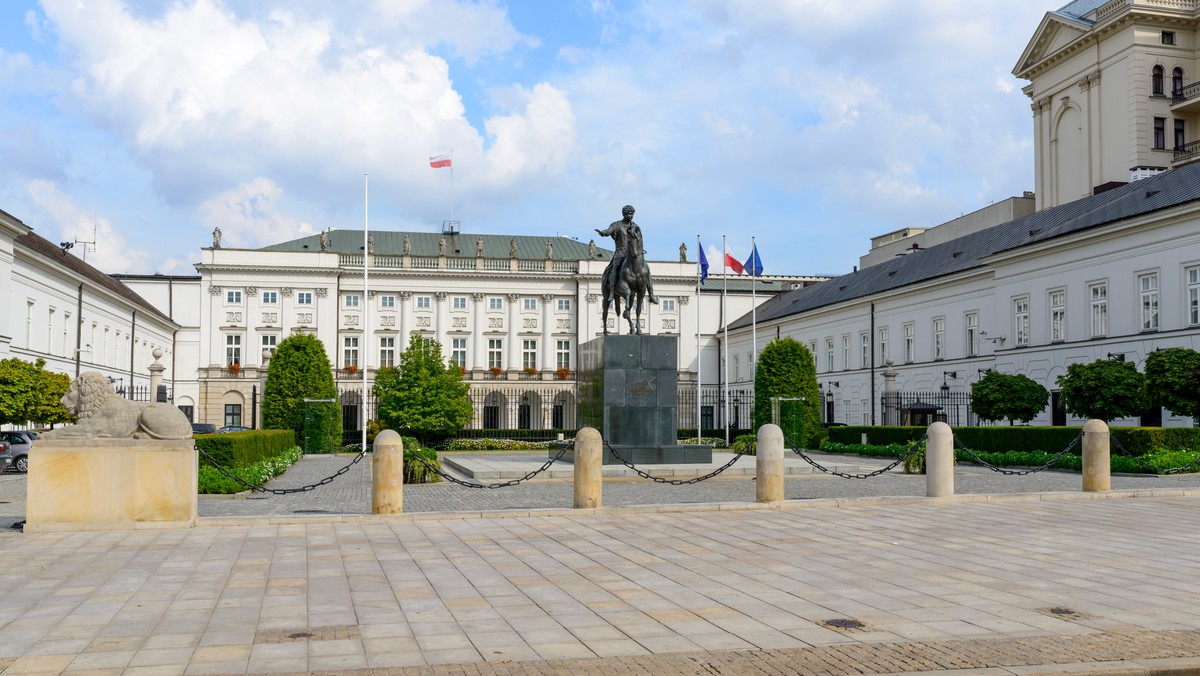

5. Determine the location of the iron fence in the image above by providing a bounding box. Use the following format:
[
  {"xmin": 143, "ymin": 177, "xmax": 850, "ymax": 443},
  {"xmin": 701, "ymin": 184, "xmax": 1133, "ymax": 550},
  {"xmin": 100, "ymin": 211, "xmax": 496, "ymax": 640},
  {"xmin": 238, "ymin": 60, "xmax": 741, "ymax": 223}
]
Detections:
[{"xmin": 880, "ymin": 390, "xmax": 974, "ymax": 427}]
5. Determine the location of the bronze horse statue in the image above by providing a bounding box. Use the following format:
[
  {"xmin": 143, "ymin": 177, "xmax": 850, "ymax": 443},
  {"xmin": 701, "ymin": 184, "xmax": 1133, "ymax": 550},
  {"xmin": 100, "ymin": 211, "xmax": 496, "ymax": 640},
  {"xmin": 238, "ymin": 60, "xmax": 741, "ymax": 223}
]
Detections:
[{"xmin": 602, "ymin": 236, "xmax": 651, "ymax": 335}]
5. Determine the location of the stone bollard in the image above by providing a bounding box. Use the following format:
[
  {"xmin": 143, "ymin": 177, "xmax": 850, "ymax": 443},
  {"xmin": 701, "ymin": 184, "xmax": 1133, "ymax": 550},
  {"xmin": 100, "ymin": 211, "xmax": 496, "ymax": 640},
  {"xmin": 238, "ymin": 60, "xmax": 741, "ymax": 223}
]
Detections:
[
  {"xmin": 372, "ymin": 430, "xmax": 404, "ymax": 514},
  {"xmin": 926, "ymin": 421, "xmax": 954, "ymax": 498},
  {"xmin": 756, "ymin": 424, "xmax": 785, "ymax": 502},
  {"xmin": 574, "ymin": 427, "xmax": 603, "ymax": 509},
  {"xmin": 1082, "ymin": 419, "xmax": 1111, "ymax": 492}
]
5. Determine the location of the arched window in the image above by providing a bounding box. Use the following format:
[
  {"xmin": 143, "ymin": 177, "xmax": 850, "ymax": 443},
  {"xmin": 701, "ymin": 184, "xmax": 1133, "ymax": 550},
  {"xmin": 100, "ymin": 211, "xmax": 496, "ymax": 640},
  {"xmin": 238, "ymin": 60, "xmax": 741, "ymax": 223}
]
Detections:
[
  {"xmin": 1173, "ymin": 67, "xmax": 1184, "ymax": 98},
  {"xmin": 1153, "ymin": 65, "xmax": 1165, "ymax": 96}
]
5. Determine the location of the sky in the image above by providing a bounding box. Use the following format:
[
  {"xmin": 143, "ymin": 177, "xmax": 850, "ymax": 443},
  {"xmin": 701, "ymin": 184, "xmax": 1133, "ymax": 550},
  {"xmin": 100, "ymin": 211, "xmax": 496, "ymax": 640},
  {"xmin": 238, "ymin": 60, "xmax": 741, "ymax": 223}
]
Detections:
[{"xmin": 0, "ymin": 0, "xmax": 1054, "ymax": 278}]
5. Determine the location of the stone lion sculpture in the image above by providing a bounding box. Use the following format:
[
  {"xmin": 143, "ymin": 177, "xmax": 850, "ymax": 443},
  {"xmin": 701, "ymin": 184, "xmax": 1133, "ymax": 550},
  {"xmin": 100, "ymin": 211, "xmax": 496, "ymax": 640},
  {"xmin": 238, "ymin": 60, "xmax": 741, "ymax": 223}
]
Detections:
[{"xmin": 39, "ymin": 371, "xmax": 193, "ymax": 441}]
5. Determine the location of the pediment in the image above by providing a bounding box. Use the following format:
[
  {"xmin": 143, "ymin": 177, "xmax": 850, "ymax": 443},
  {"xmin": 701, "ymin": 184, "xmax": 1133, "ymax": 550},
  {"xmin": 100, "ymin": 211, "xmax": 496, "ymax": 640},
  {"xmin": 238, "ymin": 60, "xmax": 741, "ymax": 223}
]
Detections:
[{"xmin": 1013, "ymin": 12, "xmax": 1092, "ymax": 78}]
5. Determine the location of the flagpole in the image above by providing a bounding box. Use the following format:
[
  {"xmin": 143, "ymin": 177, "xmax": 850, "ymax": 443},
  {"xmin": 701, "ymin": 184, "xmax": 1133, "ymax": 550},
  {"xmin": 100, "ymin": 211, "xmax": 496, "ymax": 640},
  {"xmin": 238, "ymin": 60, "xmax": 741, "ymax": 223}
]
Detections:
[
  {"xmin": 362, "ymin": 173, "xmax": 369, "ymax": 453},
  {"xmin": 722, "ymin": 235, "xmax": 729, "ymax": 448},
  {"xmin": 750, "ymin": 236, "xmax": 757, "ymax": 418},
  {"xmin": 695, "ymin": 235, "xmax": 702, "ymax": 447},
  {"xmin": 449, "ymin": 149, "xmax": 455, "ymax": 224}
]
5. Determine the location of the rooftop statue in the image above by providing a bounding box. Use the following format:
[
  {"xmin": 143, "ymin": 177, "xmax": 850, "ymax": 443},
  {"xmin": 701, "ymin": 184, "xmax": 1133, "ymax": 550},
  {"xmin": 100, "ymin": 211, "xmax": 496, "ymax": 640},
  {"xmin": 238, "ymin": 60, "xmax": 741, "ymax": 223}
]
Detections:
[{"xmin": 40, "ymin": 372, "xmax": 193, "ymax": 441}]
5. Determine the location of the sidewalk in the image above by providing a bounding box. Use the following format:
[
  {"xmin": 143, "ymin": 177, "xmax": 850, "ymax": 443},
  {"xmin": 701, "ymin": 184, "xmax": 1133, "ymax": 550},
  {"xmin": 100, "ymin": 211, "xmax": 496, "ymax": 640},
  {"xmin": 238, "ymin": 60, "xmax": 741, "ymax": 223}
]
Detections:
[{"xmin": 2, "ymin": 455, "xmax": 1200, "ymax": 674}]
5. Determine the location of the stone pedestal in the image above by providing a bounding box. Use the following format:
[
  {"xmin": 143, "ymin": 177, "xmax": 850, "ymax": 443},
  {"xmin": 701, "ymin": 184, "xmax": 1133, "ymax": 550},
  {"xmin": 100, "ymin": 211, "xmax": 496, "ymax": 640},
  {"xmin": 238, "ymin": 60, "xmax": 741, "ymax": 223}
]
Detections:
[
  {"xmin": 25, "ymin": 440, "xmax": 198, "ymax": 532},
  {"xmin": 564, "ymin": 334, "xmax": 712, "ymax": 465}
]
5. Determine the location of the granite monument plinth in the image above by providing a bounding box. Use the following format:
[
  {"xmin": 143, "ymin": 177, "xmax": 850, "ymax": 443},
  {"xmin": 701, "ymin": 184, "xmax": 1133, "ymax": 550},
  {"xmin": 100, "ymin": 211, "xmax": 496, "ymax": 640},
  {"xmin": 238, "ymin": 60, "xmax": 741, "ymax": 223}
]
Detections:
[{"xmin": 562, "ymin": 334, "xmax": 712, "ymax": 465}]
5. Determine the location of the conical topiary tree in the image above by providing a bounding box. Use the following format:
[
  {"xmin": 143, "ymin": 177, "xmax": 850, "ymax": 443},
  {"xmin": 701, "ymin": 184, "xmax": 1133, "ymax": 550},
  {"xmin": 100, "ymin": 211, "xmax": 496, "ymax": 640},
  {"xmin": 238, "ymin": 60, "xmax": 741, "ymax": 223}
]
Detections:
[
  {"xmin": 752, "ymin": 337, "xmax": 820, "ymax": 448},
  {"xmin": 262, "ymin": 333, "xmax": 341, "ymax": 452}
]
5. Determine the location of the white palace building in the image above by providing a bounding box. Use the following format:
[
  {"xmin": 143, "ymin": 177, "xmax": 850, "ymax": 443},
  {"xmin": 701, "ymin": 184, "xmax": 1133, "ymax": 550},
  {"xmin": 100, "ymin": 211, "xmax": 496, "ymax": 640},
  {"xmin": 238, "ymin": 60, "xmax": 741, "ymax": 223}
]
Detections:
[{"xmin": 3, "ymin": 0, "xmax": 1200, "ymax": 433}]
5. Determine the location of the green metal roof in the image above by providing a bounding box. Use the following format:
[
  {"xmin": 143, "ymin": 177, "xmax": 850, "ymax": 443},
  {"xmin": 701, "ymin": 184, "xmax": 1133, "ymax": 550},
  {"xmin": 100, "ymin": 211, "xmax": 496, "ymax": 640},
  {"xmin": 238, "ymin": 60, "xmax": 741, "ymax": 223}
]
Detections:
[{"xmin": 261, "ymin": 230, "xmax": 613, "ymax": 262}]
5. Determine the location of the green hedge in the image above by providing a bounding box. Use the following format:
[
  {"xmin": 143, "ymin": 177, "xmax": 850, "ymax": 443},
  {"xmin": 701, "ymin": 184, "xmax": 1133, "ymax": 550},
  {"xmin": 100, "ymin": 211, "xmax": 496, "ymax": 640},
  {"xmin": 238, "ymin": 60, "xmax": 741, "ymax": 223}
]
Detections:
[
  {"xmin": 196, "ymin": 429, "xmax": 296, "ymax": 468},
  {"xmin": 198, "ymin": 446, "xmax": 302, "ymax": 494},
  {"xmin": 828, "ymin": 426, "xmax": 1200, "ymax": 457}
]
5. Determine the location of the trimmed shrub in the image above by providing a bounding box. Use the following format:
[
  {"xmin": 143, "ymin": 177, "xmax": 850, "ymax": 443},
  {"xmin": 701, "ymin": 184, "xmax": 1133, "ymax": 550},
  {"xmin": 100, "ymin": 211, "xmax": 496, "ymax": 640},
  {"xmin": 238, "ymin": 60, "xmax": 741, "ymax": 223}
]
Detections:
[
  {"xmin": 196, "ymin": 429, "xmax": 296, "ymax": 468},
  {"xmin": 404, "ymin": 447, "xmax": 443, "ymax": 483},
  {"xmin": 730, "ymin": 434, "xmax": 757, "ymax": 455},
  {"xmin": 198, "ymin": 445, "xmax": 302, "ymax": 494}
]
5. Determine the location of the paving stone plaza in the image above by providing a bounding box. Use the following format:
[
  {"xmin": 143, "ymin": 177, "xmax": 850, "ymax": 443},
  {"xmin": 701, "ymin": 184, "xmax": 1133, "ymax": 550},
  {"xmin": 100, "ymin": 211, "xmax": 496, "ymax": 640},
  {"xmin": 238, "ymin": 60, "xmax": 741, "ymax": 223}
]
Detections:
[{"xmin": 3, "ymin": 453, "xmax": 1200, "ymax": 674}]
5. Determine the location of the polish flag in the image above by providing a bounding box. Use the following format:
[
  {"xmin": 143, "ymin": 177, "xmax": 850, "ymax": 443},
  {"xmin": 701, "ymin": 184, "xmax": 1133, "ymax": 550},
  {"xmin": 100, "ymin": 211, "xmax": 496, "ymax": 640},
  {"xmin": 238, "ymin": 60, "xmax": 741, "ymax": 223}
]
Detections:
[
  {"xmin": 724, "ymin": 244, "xmax": 744, "ymax": 275},
  {"xmin": 429, "ymin": 154, "xmax": 452, "ymax": 168}
]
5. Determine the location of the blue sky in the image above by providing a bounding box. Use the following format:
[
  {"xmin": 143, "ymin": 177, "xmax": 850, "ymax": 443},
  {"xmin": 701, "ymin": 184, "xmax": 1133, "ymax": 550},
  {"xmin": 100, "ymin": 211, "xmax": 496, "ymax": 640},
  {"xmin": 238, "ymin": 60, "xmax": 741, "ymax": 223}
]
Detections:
[{"xmin": 0, "ymin": 0, "xmax": 1052, "ymax": 277}]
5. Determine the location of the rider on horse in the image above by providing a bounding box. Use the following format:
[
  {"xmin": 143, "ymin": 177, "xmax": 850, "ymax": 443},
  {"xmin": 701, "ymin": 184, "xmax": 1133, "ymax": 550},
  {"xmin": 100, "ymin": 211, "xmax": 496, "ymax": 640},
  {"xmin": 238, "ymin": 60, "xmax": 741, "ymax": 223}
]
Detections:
[{"xmin": 596, "ymin": 205, "xmax": 659, "ymax": 306}]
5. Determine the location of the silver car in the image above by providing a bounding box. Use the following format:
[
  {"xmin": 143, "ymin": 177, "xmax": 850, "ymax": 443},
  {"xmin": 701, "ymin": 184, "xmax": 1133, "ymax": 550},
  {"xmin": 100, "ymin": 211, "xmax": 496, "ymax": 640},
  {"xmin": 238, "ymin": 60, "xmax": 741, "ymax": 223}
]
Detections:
[{"xmin": 0, "ymin": 431, "xmax": 36, "ymax": 473}]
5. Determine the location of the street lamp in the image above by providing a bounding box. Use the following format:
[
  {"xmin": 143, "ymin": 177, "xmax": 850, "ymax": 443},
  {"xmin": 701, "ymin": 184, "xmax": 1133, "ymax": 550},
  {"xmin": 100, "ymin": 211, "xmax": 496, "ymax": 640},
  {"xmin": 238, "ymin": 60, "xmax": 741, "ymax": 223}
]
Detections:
[{"xmin": 941, "ymin": 371, "xmax": 957, "ymax": 393}]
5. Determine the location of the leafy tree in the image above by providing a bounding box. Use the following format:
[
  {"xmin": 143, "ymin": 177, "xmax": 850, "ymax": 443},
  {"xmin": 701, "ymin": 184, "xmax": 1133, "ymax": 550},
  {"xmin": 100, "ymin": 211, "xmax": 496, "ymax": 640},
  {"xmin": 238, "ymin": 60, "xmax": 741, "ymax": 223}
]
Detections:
[
  {"xmin": 1143, "ymin": 348, "xmax": 1200, "ymax": 419},
  {"xmin": 1056, "ymin": 359, "xmax": 1146, "ymax": 422},
  {"xmin": 969, "ymin": 371, "xmax": 1049, "ymax": 425},
  {"xmin": 0, "ymin": 358, "xmax": 72, "ymax": 426},
  {"xmin": 374, "ymin": 335, "xmax": 472, "ymax": 446},
  {"xmin": 752, "ymin": 337, "xmax": 820, "ymax": 447},
  {"xmin": 262, "ymin": 334, "xmax": 341, "ymax": 452}
]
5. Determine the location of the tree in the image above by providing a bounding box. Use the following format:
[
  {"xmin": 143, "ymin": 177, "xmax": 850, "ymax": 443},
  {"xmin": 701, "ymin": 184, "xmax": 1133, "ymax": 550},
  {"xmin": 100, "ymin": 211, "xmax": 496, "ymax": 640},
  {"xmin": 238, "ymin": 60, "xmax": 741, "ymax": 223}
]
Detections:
[
  {"xmin": 1056, "ymin": 359, "xmax": 1146, "ymax": 422},
  {"xmin": 752, "ymin": 337, "xmax": 820, "ymax": 447},
  {"xmin": 969, "ymin": 371, "xmax": 1049, "ymax": 425},
  {"xmin": 1143, "ymin": 348, "xmax": 1200, "ymax": 419},
  {"xmin": 374, "ymin": 335, "xmax": 472, "ymax": 446},
  {"xmin": 262, "ymin": 334, "xmax": 341, "ymax": 452},
  {"xmin": 0, "ymin": 358, "xmax": 73, "ymax": 426}
]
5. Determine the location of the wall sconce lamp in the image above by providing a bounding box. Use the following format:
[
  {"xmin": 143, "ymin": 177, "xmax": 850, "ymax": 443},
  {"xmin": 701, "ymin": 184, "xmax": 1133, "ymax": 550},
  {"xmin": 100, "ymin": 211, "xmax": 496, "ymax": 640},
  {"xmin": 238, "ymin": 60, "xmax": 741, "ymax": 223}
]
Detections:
[
  {"xmin": 978, "ymin": 368, "xmax": 994, "ymax": 376},
  {"xmin": 1107, "ymin": 352, "xmax": 1126, "ymax": 362}
]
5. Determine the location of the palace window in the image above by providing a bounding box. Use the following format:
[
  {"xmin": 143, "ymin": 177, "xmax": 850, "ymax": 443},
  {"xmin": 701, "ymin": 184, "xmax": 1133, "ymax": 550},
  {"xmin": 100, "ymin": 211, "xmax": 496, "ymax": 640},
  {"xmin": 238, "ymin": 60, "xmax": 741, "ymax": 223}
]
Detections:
[
  {"xmin": 1188, "ymin": 266, "xmax": 1200, "ymax": 326},
  {"xmin": 345, "ymin": 294, "xmax": 360, "ymax": 309},
  {"xmin": 379, "ymin": 337, "xmax": 395, "ymax": 368},
  {"xmin": 261, "ymin": 290, "xmax": 278, "ymax": 305},
  {"xmin": 523, "ymin": 297, "xmax": 538, "ymax": 311},
  {"xmin": 825, "ymin": 338, "xmax": 834, "ymax": 372},
  {"xmin": 488, "ymin": 339, "xmax": 503, "ymax": 369},
  {"xmin": 662, "ymin": 298, "xmax": 676, "ymax": 312},
  {"xmin": 878, "ymin": 327, "xmax": 888, "ymax": 364},
  {"xmin": 1013, "ymin": 297, "xmax": 1029, "ymax": 347},
  {"xmin": 380, "ymin": 295, "xmax": 395, "ymax": 309},
  {"xmin": 842, "ymin": 335, "xmax": 850, "ymax": 370},
  {"xmin": 860, "ymin": 332, "xmax": 869, "ymax": 368},
  {"xmin": 932, "ymin": 317, "xmax": 945, "ymax": 360},
  {"xmin": 1139, "ymin": 272, "xmax": 1160, "ymax": 331},
  {"xmin": 343, "ymin": 336, "xmax": 359, "ymax": 368},
  {"xmin": 557, "ymin": 340, "xmax": 571, "ymax": 370},
  {"xmin": 1154, "ymin": 117, "xmax": 1166, "ymax": 149},
  {"xmin": 1050, "ymin": 290, "xmax": 1066, "ymax": 342},
  {"xmin": 415, "ymin": 296, "xmax": 430, "ymax": 309},
  {"xmin": 297, "ymin": 291, "xmax": 313, "ymax": 305},
  {"xmin": 452, "ymin": 296, "xmax": 467, "ymax": 310},
  {"xmin": 1153, "ymin": 65, "xmax": 1165, "ymax": 96},
  {"xmin": 225, "ymin": 334, "xmax": 242, "ymax": 366},
  {"xmin": 557, "ymin": 299, "xmax": 571, "ymax": 312},
  {"xmin": 451, "ymin": 338, "xmax": 466, "ymax": 369},
  {"xmin": 965, "ymin": 312, "xmax": 978, "ymax": 357},
  {"xmin": 1163, "ymin": 30, "xmax": 1176, "ymax": 45},
  {"xmin": 903, "ymin": 323, "xmax": 915, "ymax": 363},
  {"xmin": 1089, "ymin": 282, "xmax": 1108, "ymax": 337},
  {"xmin": 1175, "ymin": 119, "xmax": 1186, "ymax": 150},
  {"xmin": 1173, "ymin": 67, "xmax": 1184, "ymax": 98},
  {"xmin": 522, "ymin": 339, "xmax": 537, "ymax": 370},
  {"xmin": 488, "ymin": 297, "xmax": 503, "ymax": 311},
  {"xmin": 225, "ymin": 290, "xmax": 242, "ymax": 304}
]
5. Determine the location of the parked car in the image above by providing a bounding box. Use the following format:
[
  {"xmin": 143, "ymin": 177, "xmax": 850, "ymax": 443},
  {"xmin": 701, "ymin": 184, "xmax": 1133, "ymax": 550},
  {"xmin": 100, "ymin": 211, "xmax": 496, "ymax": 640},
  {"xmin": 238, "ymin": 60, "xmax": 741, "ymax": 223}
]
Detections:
[
  {"xmin": 0, "ymin": 441, "xmax": 12, "ymax": 473},
  {"xmin": 216, "ymin": 425, "xmax": 251, "ymax": 434},
  {"xmin": 191, "ymin": 423, "xmax": 217, "ymax": 435},
  {"xmin": 0, "ymin": 431, "xmax": 36, "ymax": 473}
]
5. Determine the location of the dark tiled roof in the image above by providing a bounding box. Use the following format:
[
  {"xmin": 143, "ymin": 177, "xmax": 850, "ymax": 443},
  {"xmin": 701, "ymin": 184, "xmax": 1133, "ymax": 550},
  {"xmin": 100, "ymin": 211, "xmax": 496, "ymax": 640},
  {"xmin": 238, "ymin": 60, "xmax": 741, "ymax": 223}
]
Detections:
[
  {"xmin": 259, "ymin": 230, "xmax": 613, "ymax": 262},
  {"xmin": 17, "ymin": 231, "xmax": 175, "ymax": 325},
  {"xmin": 729, "ymin": 164, "xmax": 1200, "ymax": 330}
]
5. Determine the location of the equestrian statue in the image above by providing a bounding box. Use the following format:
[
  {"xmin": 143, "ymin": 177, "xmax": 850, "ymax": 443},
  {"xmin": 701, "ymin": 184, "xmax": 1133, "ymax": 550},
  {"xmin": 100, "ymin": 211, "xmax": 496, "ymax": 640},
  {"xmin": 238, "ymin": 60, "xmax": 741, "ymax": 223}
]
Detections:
[{"xmin": 596, "ymin": 205, "xmax": 658, "ymax": 335}]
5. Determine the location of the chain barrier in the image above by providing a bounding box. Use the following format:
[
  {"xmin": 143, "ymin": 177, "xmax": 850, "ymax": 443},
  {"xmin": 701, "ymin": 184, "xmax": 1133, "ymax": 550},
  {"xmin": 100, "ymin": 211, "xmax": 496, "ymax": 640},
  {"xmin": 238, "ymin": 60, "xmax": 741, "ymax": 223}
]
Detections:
[
  {"xmin": 790, "ymin": 436, "xmax": 926, "ymax": 479},
  {"xmin": 951, "ymin": 432, "xmax": 1081, "ymax": 476},
  {"xmin": 410, "ymin": 443, "xmax": 569, "ymax": 489},
  {"xmin": 603, "ymin": 441, "xmax": 750, "ymax": 485},
  {"xmin": 1110, "ymin": 434, "xmax": 1200, "ymax": 475},
  {"xmin": 196, "ymin": 445, "xmax": 369, "ymax": 495}
]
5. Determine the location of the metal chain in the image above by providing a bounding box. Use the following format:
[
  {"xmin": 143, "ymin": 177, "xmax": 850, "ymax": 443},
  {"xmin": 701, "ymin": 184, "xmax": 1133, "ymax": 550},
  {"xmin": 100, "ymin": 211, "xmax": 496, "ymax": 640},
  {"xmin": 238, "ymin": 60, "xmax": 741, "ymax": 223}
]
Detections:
[
  {"xmin": 197, "ymin": 445, "xmax": 368, "ymax": 495},
  {"xmin": 790, "ymin": 436, "xmax": 925, "ymax": 479},
  {"xmin": 1110, "ymin": 434, "xmax": 1200, "ymax": 475},
  {"xmin": 952, "ymin": 432, "xmax": 1081, "ymax": 476},
  {"xmin": 411, "ymin": 444, "xmax": 569, "ymax": 489},
  {"xmin": 603, "ymin": 441, "xmax": 750, "ymax": 484}
]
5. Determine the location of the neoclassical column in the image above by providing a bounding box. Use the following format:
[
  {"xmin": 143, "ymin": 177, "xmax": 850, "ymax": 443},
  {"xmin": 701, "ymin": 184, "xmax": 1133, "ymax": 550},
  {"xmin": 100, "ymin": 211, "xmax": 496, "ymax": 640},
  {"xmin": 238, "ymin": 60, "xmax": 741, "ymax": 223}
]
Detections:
[
  {"xmin": 541, "ymin": 293, "xmax": 554, "ymax": 372},
  {"xmin": 507, "ymin": 293, "xmax": 520, "ymax": 371},
  {"xmin": 435, "ymin": 292, "xmax": 448, "ymax": 359},
  {"xmin": 399, "ymin": 291, "xmax": 412, "ymax": 351},
  {"xmin": 472, "ymin": 292, "xmax": 485, "ymax": 371}
]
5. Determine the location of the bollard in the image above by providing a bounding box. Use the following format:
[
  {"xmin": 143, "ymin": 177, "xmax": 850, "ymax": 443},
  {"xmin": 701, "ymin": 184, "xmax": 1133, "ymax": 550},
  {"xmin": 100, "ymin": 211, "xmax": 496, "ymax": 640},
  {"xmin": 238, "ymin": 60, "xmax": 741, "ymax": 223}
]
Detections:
[
  {"xmin": 756, "ymin": 424, "xmax": 785, "ymax": 502},
  {"xmin": 926, "ymin": 421, "xmax": 954, "ymax": 498},
  {"xmin": 1082, "ymin": 419, "xmax": 1111, "ymax": 492},
  {"xmin": 372, "ymin": 430, "xmax": 404, "ymax": 514},
  {"xmin": 573, "ymin": 427, "xmax": 603, "ymax": 509}
]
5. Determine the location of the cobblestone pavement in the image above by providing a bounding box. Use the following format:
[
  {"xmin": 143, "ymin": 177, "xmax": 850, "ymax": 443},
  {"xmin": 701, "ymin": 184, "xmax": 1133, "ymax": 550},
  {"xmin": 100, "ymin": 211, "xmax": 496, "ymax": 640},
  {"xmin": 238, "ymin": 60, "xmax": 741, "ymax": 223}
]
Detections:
[
  {"xmin": 4, "ymin": 495, "xmax": 1200, "ymax": 674},
  {"xmin": 5, "ymin": 456, "xmax": 1200, "ymax": 675}
]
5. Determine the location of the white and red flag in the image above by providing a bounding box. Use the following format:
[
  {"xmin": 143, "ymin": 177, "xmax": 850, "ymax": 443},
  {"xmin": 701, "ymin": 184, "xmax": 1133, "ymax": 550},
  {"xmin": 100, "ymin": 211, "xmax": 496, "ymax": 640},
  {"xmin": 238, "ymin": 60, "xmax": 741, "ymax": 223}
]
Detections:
[
  {"xmin": 429, "ymin": 154, "xmax": 452, "ymax": 168},
  {"xmin": 724, "ymin": 243, "xmax": 745, "ymax": 275}
]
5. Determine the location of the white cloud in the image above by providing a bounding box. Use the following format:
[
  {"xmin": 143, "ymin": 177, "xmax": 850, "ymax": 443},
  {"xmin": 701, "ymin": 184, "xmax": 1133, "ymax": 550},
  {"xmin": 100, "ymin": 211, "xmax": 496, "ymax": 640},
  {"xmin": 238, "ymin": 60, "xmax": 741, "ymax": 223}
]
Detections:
[
  {"xmin": 198, "ymin": 178, "xmax": 314, "ymax": 249},
  {"xmin": 40, "ymin": 0, "xmax": 572, "ymax": 219},
  {"xmin": 25, "ymin": 180, "xmax": 154, "ymax": 274}
]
